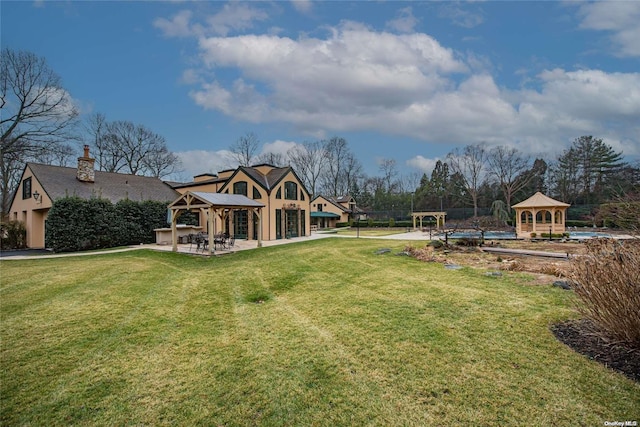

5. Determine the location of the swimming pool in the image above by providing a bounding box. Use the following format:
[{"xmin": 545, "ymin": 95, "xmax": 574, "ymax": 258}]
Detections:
[
  {"xmin": 443, "ymin": 230, "xmax": 615, "ymax": 240},
  {"xmin": 445, "ymin": 231, "xmax": 516, "ymax": 239}
]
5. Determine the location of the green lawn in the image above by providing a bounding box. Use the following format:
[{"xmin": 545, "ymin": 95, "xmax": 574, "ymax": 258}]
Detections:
[
  {"xmin": 333, "ymin": 227, "xmax": 408, "ymax": 236},
  {"xmin": 1, "ymin": 238, "xmax": 638, "ymax": 426}
]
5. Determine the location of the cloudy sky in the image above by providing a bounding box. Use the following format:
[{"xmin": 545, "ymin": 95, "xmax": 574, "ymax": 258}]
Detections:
[{"xmin": 3, "ymin": 1, "xmax": 639, "ymax": 180}]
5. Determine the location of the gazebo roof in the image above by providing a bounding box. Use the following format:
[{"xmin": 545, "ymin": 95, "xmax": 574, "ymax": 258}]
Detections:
[
  {"xmin": 169, "ymin": 191, "xmax": 265, "ymax": 210},
  {"xmin": 512, "ymin": 192, "xmax": 570, "ymax": 209}
]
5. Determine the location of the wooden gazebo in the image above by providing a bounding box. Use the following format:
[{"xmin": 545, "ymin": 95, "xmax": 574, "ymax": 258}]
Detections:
[
  {"xmin": 512, "ymin": 192, "xmax": 570, "ymax": 239},
  {"xmin": 168, "ymin": 191, "xmax": 265, "ymax": 254},
  {"xmin": 411, "ymin": 212, "xmax": 446, "ymax": 230}
]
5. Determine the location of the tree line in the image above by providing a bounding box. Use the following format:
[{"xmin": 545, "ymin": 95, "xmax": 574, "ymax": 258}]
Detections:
[
  {"xmin": 229, "ymin": 130, "xmax": 639, "ymax": 221},
  {"xmin": 2, "ymin": 48, "xmax": 638, "ymax": 223}
]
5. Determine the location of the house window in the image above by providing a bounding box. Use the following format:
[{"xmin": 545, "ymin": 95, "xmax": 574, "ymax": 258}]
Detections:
[
  {"xmin": 233, "ymin": 181, "xmax": 247, "ymax": 196},
  {"xmin": 253, "ymin": 186, "xmax": 262, "ymax": 199},
  {"xmin": 317, "ymin": 204, "xmax": 323, "ymax": 212},
  {"xmin": 22, "ymin": 177, "xmax": 32, "ymax": 199},
  {"xmin": 300, "ymin": 191, "xmax": 305, "ymax": 201},
  {"xmin": 276, "ymin": 187, "xmax": 282, "ymax": 199},
  {"xmin": 284, "ymin": 181, "xmax": 298, "ymax": 200}
]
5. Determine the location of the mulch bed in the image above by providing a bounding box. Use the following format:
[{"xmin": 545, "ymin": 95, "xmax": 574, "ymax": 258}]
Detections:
[{"xmin": 551, "ymin": 319, "xmax": 640, "ymax": 382}]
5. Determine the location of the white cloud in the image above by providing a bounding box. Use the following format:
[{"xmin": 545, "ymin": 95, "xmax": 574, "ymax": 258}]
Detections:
[
  {"xmin": 162, "ymin": 13, "xmax": 639, "ymax": 160},
  {"xmin": 438, "ymin": 4, "xmax": 484, "ymax": 29},
  {"xmin": 205, "ymin": 3, "xmax": 269, "ymax": 36},
  {"xmin": 407, "ymin": 155, "xmax": 440, "ymax": 173},
  {"xmin": 175, "ymin": 149, "xmax": 236, "ymax": 178},
  {"xmin": 291, "ymin": 0, "xmax": 313, "ymax": 14},
  {"xmin": 154, "ymin": 10, "xmax": 193, "ymax": 38},
  {"xmin": 154, "ymin": 4, "xmax": 269, "ymax": 39},
  {"xmin": 577, "ymin": 1, "xmax": 640, "ymax": 57},
  {"xmin": 261, "ymin": 140, "xmax": 299, "ymax": 157},
  {"xmin": 386, "ymin": 7, "xmax": 419, "ymax": 34}
]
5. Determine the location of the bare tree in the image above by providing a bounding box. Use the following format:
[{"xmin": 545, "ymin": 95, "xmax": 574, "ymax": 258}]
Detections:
[
  {"xmin": 85, "ymin": 117, "xmax": 180, "ymax": 178},
  {"xmin": 1, "ymin": 48, "xmax": 79, "ymax": 216},
  {"xmin": 254, "ymin": 151, "xmax": 289, "ymax": 167},
  {"xmin": 143, "ymin": 145, "xmax": 182, "ymax": 178},
  {"xmin": 288, "ymin": 141, "xmax": 327, "ymax": 198},
  {"xmin": 321, "ymin": 137, "xmax": 350, "ymax": 196},
  {"xmin": 229, "ymin": 132, "xmax": 260, "ymax": 167},
  {"xmin": 486, "ymin": 145, "xmax": 532, "ymax": 212},
  {"xmin": 446, "ymin": 143, "xmax": 487, "ymax": 217},
  {"xmin": 85, "ymin": 112, "xmax": 109, "ymax": 171},
  {"xmin": 378, "ymin": 158, "xmax": 399, "ymax": 193},
  {"xmin": 343, "ymin": 152, "xmax": 363, "ymax": 196}
]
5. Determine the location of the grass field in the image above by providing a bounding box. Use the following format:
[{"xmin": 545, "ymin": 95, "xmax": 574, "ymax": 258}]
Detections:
[
  {"xmin": 1, "ymin": 238, "xmax": 638, "ymax": 425},
  {"xmin": 333, "ymin": 227, "xmax": 408, "ymax": 236}
]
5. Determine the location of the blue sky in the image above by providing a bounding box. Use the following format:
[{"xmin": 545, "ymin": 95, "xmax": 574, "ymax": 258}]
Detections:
[{"xmin": 3, "ymin": 1, "xmax": 639, "ymax": 181}]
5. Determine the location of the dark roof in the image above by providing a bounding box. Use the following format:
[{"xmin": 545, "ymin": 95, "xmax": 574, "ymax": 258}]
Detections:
[
  {"xmin": 219, "ymin": 165, "xmax": 301, "ymax": 194},
  {"xmin": 169, "ymin": 176, "xmax": 227, "ymax": 189},
  {"xmin": 310, "ymin": 211, "xmax": 341, "ymax": 218},
  {"xmin": 312, "ymin": 194, "xmax": 364, "ymax": 213},
  {"xmin": 29, "ymin": 163, "xmax": 179, "ymax": 203}
]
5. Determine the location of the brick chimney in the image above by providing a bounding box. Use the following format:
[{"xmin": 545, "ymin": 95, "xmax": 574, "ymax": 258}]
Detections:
[{"xmin": 77, "ymin": 145, "xmax": 95, "ymax": 183}]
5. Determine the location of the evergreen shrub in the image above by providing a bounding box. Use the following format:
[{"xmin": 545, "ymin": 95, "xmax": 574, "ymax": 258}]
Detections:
[
  {"xmin": 0, "ymin": 220, "xmax": 27, "ymax": 250},
  {"xmin": 46, "ymin": 196, "xmax": 170, "ymax": 252}
]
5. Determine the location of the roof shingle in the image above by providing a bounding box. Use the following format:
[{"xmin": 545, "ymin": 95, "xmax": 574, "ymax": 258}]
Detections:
[{"xmin": 29, "ymin": 163, "xmax": 179, "ymax": 203}]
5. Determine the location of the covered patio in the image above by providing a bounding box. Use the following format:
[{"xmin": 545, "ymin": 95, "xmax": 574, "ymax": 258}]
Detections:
[
  {"xmin": 168, "ymin": 191, "xmax": 265, "ymax": 255},
  {"xmin": 512, "ymin": 192, "xmax": 570, "ymax": 239},
  {"xmin": 310, "ymin": 211, "xmax": 341, "ymax": 229}
]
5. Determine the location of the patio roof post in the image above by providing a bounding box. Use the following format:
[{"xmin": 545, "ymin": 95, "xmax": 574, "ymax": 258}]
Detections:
[
  {"xmin": 256, "ymin": 207, "xmax": 263, "ymax": 248},
  {"xmin": 171, "ymin": 207, "xmax": 178, "ymax": 252},
  {"xmin": 208, "ymin": 206, "xmax": 214, "ymax": 255}
]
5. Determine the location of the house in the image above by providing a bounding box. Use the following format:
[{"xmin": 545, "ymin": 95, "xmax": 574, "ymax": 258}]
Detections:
[
  {"xmin": 310, "ymin": 195, "xmax": 363, "ymax": 229},
  {"xmin": 7, "ymin": 146, "xmax": 179, "ymax": 248},
  {"xmin": 170, "ymin": 164, "xmax": 311, "ymax": 242},
  {"xmin": 512, "ymin": 192, "xmax": 570, "ymax": 239}
]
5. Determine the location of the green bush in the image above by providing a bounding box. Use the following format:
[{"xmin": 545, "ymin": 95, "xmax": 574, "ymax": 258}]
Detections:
[
  {"xmin": 0, "ymin": 220, "xmax": 27, "ymax": 250},
  {"xmin": 46, "ymin": 197, "xmax": 170, "ymax": 252},
  {"xmin": 388, "ymin": 218, "xmax": 395, "ymax": 227}
]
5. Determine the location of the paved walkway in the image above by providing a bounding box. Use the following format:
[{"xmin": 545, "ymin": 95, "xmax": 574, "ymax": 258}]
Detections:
[{"xmin": 1, "ymin": 229, "xmax": 442, "ymax": 261}]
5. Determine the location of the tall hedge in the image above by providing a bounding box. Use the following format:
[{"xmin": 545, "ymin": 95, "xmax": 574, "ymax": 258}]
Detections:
[{"xmin": 45, "ymin": 196, "xmax": 170, "ymax": 252}]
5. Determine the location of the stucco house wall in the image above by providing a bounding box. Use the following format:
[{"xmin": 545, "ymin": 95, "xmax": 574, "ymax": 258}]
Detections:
[
  {"xmin": 8, "ymin": 146, "xmax": 179, "ymax": 249},
  {"xmin": 175, "ymin": 165, "xmax": 311, "ymax": 241}
]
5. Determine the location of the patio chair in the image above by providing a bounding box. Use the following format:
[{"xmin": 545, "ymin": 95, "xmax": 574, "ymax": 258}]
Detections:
[{"xmin": 227, "ymin": 235, "xmax": 235, "ymax": 249}]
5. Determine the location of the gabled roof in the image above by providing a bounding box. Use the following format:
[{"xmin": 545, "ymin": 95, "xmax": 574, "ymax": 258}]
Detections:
[
  {"xmin": 218, "ymin": 165, "xmax": 309, "ymax": 196},
  {"xmin": 312, "ymin": 194, "xmax": 364, "ymax": 213},
  {"xmin": 512, "ymin": 192, "xmax": 570, "ymax": 209},
  {"xmin": 27, "ymin": 163, "xmax": 179, "ymax": 203}
]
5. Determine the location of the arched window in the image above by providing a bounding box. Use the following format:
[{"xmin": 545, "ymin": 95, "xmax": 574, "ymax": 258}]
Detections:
[
  {"xmin": 555, "ymin": 211, "xmax": 563, "ymax": 224},
  {"xmin": 253, "ymin": 186, "xmax": 262, "ymax": 199},
  {"xmin": 233, "ymin": 181, "xmax": 247, "ymax": 196},
  {"xmin": 521, "ymin": 211, "xmax": 532, "ymax": 223},
  {"xmin": 536, "ymin": 210, "xmax": 552, "ymax": 223},
  {"xmin": 284, "ymin": 181, "xmax": 298, "ymax": 200}
]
